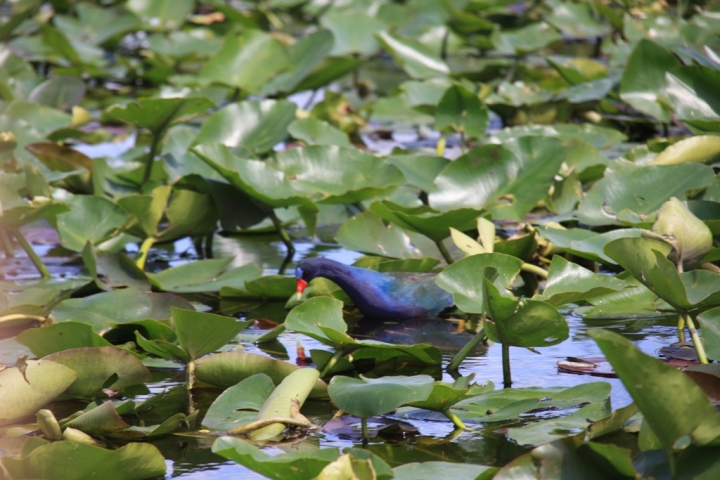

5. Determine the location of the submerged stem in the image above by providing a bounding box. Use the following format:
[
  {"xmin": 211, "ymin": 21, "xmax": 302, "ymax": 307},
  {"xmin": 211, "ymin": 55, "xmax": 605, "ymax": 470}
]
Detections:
[
  {"xmin": 502, "ymin": 343, "xmax": 512, "ymax": 388},
  {"xmin": 11, "ymin": 228, "xmax": 49, "ymax": 278},
  {"xmin": 436, "ymin": 240, "xmax": 455, "ymax": 265},
  {"xmin": 684, "ymin": 312, "xmax": 708, "ymax": 364},
  {"xmin": 521, "ymin": 262, "xmax": 548, "ymax": 279},
  {"xmin": 448, "ymin": 326, "xmax": 485, "ymax": 371},
  {"xmin": 136, "ymin": 237, "xmax": 156, "ymax": 270}
]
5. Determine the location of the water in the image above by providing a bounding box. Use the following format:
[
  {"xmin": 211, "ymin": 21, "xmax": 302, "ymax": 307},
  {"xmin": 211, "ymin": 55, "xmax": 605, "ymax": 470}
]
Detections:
[{"xmin": 0, "ymin": 231, "xmax": 679, "ymax": 478}]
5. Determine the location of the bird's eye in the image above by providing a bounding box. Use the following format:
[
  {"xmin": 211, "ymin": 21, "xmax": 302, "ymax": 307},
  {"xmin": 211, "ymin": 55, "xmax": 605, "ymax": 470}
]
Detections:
[{"xmin": 295, "ymin": 267, "xmax": 303, "ymax": 278}]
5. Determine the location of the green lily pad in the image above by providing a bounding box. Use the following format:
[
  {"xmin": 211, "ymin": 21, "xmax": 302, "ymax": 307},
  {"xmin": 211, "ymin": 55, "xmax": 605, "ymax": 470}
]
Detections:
[
  {"xmin": 435, "ymin": 253, "xmax": 523, "ymax": 314},
  {"xmin": 212, "ymin": 437, "xmax": 340, "ymax": 480},
  {"xmin": 82, "ymin": 243, "xmax": 150, "ymax": 291},
  {"xmin": 375, "ymin": 31, "xmax": 449, "ymax": 79},
  {"xmin": 435, "ymin": 85, "xmax": 488, "ymax": 137},
  {"xmin": 196, "ymin": 30, "xmax": 291, "ymax": 94},
  {"xmin": 663, "ymin": 66, "xmax": 720, "ymax": 134},
  {"xmin": 1, "ymin": 439, "xmax": 167, "ymax": 480},
  {"xmin": 106, "ymin": 97, "xmax": 214, "ymax": 135},
  {"xmin": 536, "ymin": 225, "xmax": 644, "ymax": 265},
  {"xmin": 369, "ymin": 201, "xmax": 483, "ymax": 242},
  {"xmin": 650, "ymin": 136, "xmax": 720, "ymax": 166},
  {"xmin": 429, "ymin": 137, "xmax": 566, "ymax": 220},
  {"xmin": 202, "ymin": 374, "xmax": 275, "ymax": 431},
  {"xmin": 16, "ymin": 322, "xmax": 112, "ymax": 358},
  {"xmin": 407, "ymin": 376, "xmax": 493, "ymax": 411},
  {"xmin": 51, "ymin": 290, "xmax": 193, "ymax": 332},
  {"xmin": 0, "ymin": 359, "xmax": 77, "ymax": 426},
  {"xmin": 44, "ymin": 346, "xmax": 151, "ymax": 398},
  {"xmin": 63, "ymin": 401, "xmax": 130, "ymax": 436},
  {"xmin": 535, "ymin": 256, "xmax": 631, "ymax": 306},
  {"xmin": 492, "ymin": 22, "xmax": 561, "ymax": 55},
  {"xmin": 148, "ymin": 259, "xmax": 262, "ymax": 293},
  {"xmin": 268, "ymin": 145, "xmax": 406, "ymax": 204},
  {"xmin": 605, "ymin": 237, "xmax": 720, "ymax": 310},
  {"xmin": 393, "ymin": 462, "xmax": 496, "ymax": 480},
  {"xmin": 287, "ymin": 117, "xmax": 351, "ymax": 147},
  {"xmin": 193, "ymin": 100, "xmax": 296, "ymax": 154},
  {"xmin": 193, "ymin": 351, "xmax": 328, "ymax": 398},
  {"xmin": 321, "ymin": 11, "xmax": 386, "ymax": 56},
  {"xmin": 335, "ymin": 211, "xmax": 428, "ymax": 259},
  {"xmin": 55, "ymin": 195, "xmax": 128, "ymax": 252},
  {"xmin": 508, "ymin": 401, "xmax": 611, "ymax": 446},
  {"xmin": 590, "ymin": 329, "xmax": 720, "ymax": 450},
  {"xmin": 385, "ymin": 154, "xmax": 449, "ymax": 193},
  {"xmin": 263, "ymin": 29, "xmax": 335, "ymax": 94},
  {"xmin": 576, "ymin": 162, "xmax": 715, "ymax": 226},
  {"xmin": 620, "ymin": 39, "xmax": 681, "ymax": 122},
  {"xmin": 482, "ymin": 277, "xmax": 568, "ymax": 348},
  {"xmin": 328, "ymin": 374, "xmax": 435, "ymax": 417},
  {"xmin": 173, "ymin": 307, "xmax": 250, "ymax": 362},
  {"xmin": 126, "ymin": 0, "xmax": 193, "ymax": 30}
]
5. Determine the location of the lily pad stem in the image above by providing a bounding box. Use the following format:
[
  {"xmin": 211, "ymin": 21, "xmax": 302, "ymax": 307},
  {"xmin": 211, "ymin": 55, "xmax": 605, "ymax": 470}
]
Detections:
[
  {"xmin": 142, "ymin": 132, "xmax": 162, "ymax": 187},
  {"xmin": 361, "ymin": 416, "xmax": 368, "ymax": 443},
  {"xmin": 267, "ymin": 208, "xmax": 295, "ymax": 260},
  {"xmin": 436, "ymin": 240, "xmax": 455, "ymax": 265},
  {"xmin": 186, "ymin": 360, "xmax": 196, "ymax": 391},
  {"xmin": 502, "ymin": 343, "xmax": 512, "ymax": 388},
  {"xmin": 11, "ymin": 228, "xmax": 49, "ymax": 278},
  {"xmin": 521, "ymin": 262, "xmax": 548, "ymax": 279},
  {"xmin": 319, "ymin": 349, "xmax": 345, "ymax": 377},
  {"xmin": 460, "ymin": 131, "xmax": 466, "ymax": 154},
  {"xmin": 683, "ymin": 312, "xmax": 708, "ymax": 364},
  {"xmin": 447, "ymin": 327, "xmax": 485, "ymax": 371},
  {"xmin": 0, "ymin": 229, "xmax": 14, "ymax": 257},
  {"xmin": 444, "ymin": 409, "xmax": 466, "ymax": 430},
  {"xmin": 677, "ymin": 314, "xmax": 686, "ymax": 343},
  {"xmin": 436, "ymin": 133, "xmax": 447, "ymax": 157},
  {"xmin": 136, "ymin": 237, "xmax": 156, "ymax": 270}
]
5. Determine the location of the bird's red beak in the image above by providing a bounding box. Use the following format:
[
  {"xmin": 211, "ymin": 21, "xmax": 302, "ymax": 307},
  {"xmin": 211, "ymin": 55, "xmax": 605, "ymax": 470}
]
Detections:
[{"xmin": 296, "ymin": 278, "xmax": 308, "ymax": 297}]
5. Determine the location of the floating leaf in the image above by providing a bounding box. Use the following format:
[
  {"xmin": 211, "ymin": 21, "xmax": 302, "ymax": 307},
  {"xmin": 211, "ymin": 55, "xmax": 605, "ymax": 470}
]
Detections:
[
  {"xmin": 1, "ymin": 439, "xmax": 167, "ymax": 480},
  {"xmin": 44, "ymin": 346, "xmax": 152, "ymax": 398},
  {"xmin": 173, "ymin": 307, "xmax": 250, "ymax": 362},
  {"xmin": 0, "ymin": 360, "xmax": 77, "ymax": 426},
  {"xmin": 328, "ymin": 375, "xmax": 434, "ymax": 418},
  {"xmin": 212, "ymin": 437, "xmax": 339, "ymax": 480},
  {"xmin": 193, "ymin": 351, "xmax": 328, "ymax": 398},
  {"xmin": 287, "ymin": 118, "xmax": 351, "ymax": 147},
  {"xmin": 590, "ymin": 329, "xmax": 720, "ymax": 450},
  {"xmin": 106, "ymin": 97, "xmax": 214, "ymax": 135},
  {"xmin": 435, "ymin": 85, "xmax": 488, "ymax": 137},
  {"xmin": 193, "ymin": 100, "xmax": 296, "ymax": 154},
  {"xmin": 369, "ymin": 201, "xmax": 483, "ymax": 242},
  {"xmin": 148, "ymin": 259, "xmax": 261, "ymax": 293},
  {"xmin": 202, "ymin": 374, "xmax": 275, "ymax": 431},
  {"xmin": 375, "ymin": 32, "xmax": 449, "ymax": 79},
  {"xmin": 16, "ymin": 322, "xmax": 112, "ymax": 358}
]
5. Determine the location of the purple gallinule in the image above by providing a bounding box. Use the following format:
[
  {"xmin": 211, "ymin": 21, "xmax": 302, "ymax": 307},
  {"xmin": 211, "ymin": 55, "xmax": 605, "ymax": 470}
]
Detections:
[{"xmin": 295, "ymin": 257, "xmax": 453, "ymax": 319}]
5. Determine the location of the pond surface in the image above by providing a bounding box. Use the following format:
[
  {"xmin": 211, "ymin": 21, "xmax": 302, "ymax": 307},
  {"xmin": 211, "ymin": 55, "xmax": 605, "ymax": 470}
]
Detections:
[{"xmin": 1, "ymin": 231, "xmax": 677, "ymax": 479}]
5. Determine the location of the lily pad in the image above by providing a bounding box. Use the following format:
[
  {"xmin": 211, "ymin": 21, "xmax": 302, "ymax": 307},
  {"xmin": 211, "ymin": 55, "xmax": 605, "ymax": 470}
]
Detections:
[
  {"xmin": 375, "ymin": 32, "xmax": 449, "ymax": 79},
  {"xmin": 55, "ymin": 196, "xmax": 128, "ymax": 252},
  {"xmin": 212, "ymin": 437, "xmax": 340, "ymax": 480},
  {"xmin": 535, "ymin": 256, "xmax": 631, "ymax": 306},
  {"xmin": 328, "ymin": 375, "xmax": 435, "ymax": 417},
  {"xmin": 368, "ymin": 201, "xmax": 483, "ymax": 242},
  {"xmin": 202, "ymin": 374, "xmax": 275, "ymax": 431},
  {"xmin": 16, "ymin": 322, "xmax": 112, "ymax": 358},
  {"xmin": 44, "ymin": 346, "xmax": 152, "ymax": 398},
  {"xmin": 51, "ymin": 290, "xmax": 193, "ymax": 332},
  {"xmin": 193, "ymin": 351, "xmax": 328, "ymax": 398},
  {"xmin": 590, "ymin": 329, "xmax": 720, "ymax": 450},
  {"xmin": 193, "ymin": 100, "xmax": 296, "ymax": 154},
  {"xmin": 1, "ymin": 439, "xmax": 167, "ymax": 480},
  {"xmin": 0, "ymin": 359, "xmax": 77, "ymax": 426},
  {"xmin": 148, "ymin": 259, "xmax": 262, "ymax": 293}
]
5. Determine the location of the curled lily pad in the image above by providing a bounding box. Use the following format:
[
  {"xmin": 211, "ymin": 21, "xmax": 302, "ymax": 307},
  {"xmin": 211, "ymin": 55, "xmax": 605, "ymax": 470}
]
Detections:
[
  {"xmin": 193, "ymin": 351, "xmax": 328, "ymax": 398},
  {"xmin": 648, "ymin": 197, "xmax": 713, "ymax": 270},
  {"xmin": 202, "ymin": 374, "xmax": 275, "ymax": 431},
  {"xmin": 0, "ymin": 359, "xmax": 77, "ymax": 426}
]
